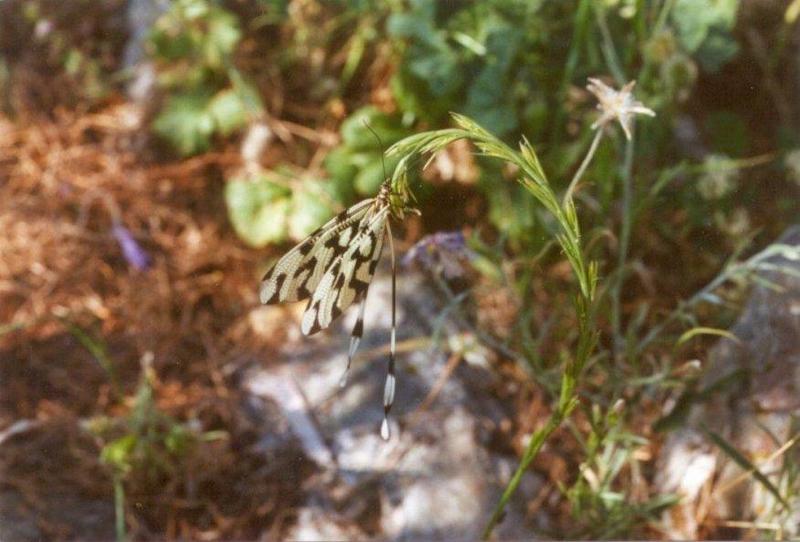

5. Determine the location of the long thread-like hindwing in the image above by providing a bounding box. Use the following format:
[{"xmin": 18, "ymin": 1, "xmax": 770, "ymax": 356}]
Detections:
[
  {"xmin": 259, "ymin": 180, "xmax": 408, "ymax": 441},
  {"xmin": 301, "ymin": 206, "xmax": 389, "ymax": 336},
  {"xmin": 380, "ymin": 222, "xmax": 397, "ymax": 441},
  {"xmin": 340, "ymin": 290, "xmax": 368, "ymax": 388},
  {"xmin": 259, "ymin": 199, "xmax": 373, "ymax": 305}
]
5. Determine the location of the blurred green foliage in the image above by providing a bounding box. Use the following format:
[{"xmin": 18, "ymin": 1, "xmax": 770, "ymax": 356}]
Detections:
[
  {"xmin": 0, "ymin": 0, "xmax": 124, "ymax": 105},
  {"xmin": 324, "ymin": 106, "xmax": 410, "ymax": 196},
  {"xmin": 89, "ymin": 359, "xmax": 226, "ymax": 541},
  {"xmin": 149, "ymin": 0, "xmax": 262, "ymax": 155},
  {"xmin": 132, "ymin": 0, "xmax": 799, "ymax": 251},
  {"xmin": 225, "ymin": 171, "xmax": 337, "ymax": 245},
  {"xmin": 671, "ymin": 0, "xmax": 739, "ymax": 72},
  {"xmin": 388, "ymin": 0, "xmax": 542, "ymax": 136}
]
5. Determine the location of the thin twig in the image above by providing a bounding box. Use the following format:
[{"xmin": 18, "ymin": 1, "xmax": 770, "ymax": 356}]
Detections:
[{"xmin": 414, "ymin": 352, "xmax": 463, "ymax": 414}]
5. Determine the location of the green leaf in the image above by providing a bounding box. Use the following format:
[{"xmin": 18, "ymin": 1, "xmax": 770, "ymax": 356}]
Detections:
[
  {"xmin": 390, "ymin": 69, "xmax": 452, "ymax": 122},
  {"xmin": 333, "ymin": 108, "xmax": 410, "ymax": 197},
  {"xmin": 63, "ymin": 49, "xmax": 83, "ymax": 76},
  {"xmin": 101, "ymin": 434, "xmax": 137, "ymax": 472},
  {"xmin": 387, "ymin": 3, "xmax": 463, "ymax": 99},
  {"xmin": 207, "ymin": 88, "xmax": 248, "ymax": 136},
  {"xmin": 324, "ymin": 147, "xmax": 359, "ymax": 191},
  {"xmin": 181, "ymin": 0, "xmax": 210, "ymax": 20},
  {"xmin": 672, "ymin": 0, "xmax": 738, "ymax": 51},
  {"xmin": 677, "ymin": 326, "xmax": 741, "ymax": 346},
  {"xmin": 149, "ymin": 22, "xmax": 194, "ymax": 62},
  {"xmin": 387, "ymin": 11, "xmax": 434, "ymax": 43},
  {"xmin": 203, "ymin": 7, "xmax": 241, "ymax": 68},
  {"xmin": 228, "ymin": 70, "xmax": 265, "ymax": 116},
  {"xmin": 165, "ymin": 424, "xmax": 191, "ymax": 455},
  {"xmin": 463, "ymin": 24, "xmax": 522, "ymax": 136},
  {"xmin": 288, "ymin": 184, "xmax": 335, "ymax": 240},
  {"xmin": 224, "ymin": 175, "xmax": 291, "ymax": 247},
  {"xmin": 354, "ymin": 156, "xmax": 395, "ymax": 195},
  {"xmin": 406, "ymin": 48, "xmax": 462, "ymax": 97},
  {"xmin": 152, "ymin": 90, "xmax": 216, "ymax": 156},
  {"xmin": 671, "ymin": 0, "xmax": 740, "ymax": 71},
  {"xmin": 340, "ymin": 106, "xmax": 408, "ymax": 151},
  {"xmin": 695, "ymin": 31, "xmax": 739, "ymax": 72},
  {"xmin": 470, "ymin": 253, "xmax": 504, "ymax": 282}
]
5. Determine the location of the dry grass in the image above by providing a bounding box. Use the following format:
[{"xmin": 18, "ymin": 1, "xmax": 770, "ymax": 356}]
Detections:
[{"xmin": 0, "ymin": 104, "xmax": 317, "ymax": 539}]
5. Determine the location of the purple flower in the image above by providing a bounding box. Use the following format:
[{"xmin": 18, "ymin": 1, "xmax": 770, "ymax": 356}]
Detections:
[
  {"xmin": 112, "ymin": 223, "xmax": 151, "ymax": 271},
  {"xmin": 402, "ymin": 230, "xmax": 474, "ymax": 279}
]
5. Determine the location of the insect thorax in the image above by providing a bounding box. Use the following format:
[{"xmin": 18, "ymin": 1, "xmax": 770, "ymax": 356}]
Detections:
[{"xmin": 378, "ymin": 180, "xmax": 414, "ymax": 220}]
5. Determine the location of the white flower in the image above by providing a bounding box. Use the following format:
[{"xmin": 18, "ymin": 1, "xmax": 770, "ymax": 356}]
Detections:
[{"xmin": 587, "ymin": 78, "xmax": 655, "ymax": 140}]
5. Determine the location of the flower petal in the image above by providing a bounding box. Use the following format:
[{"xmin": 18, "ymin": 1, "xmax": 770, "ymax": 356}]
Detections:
[{"xmin": 112, "ymin": 224, "xmax": 151, "ymax": 271}]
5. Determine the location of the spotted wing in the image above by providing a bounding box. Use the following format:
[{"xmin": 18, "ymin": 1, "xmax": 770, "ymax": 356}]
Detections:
[
  {"xmin": 300, "ymin": 206, "xmax": 389, "ymax": 336},
  {"xmin": 259, "ymin": 199, "xmax": 374, "ymax": 305}
]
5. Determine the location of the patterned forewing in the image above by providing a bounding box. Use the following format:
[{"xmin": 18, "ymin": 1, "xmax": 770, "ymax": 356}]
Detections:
[
  {"xmin": 259, "ymin": 199, "xmax": 373, "ymax": 305},
  {"xmin": 301, "ymin": 207, "xmax": 388, "ymax": 336}
]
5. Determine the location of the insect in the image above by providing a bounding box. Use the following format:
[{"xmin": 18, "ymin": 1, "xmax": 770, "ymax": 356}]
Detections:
[{"xmin": 259, "ymin": 179, "xmax": 415, "ymax": 440}]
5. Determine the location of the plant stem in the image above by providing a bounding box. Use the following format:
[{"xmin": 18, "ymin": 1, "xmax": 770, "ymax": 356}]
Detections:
[
  {"xmin": 482, "ymin": 408, "xmax": 568, "ymax": 538},
  {"xmin": 611, "ymin": 134, "xmax": 635, "ymax": 359},
  {"xmin": 113, "ymin": 474, "xmax": 127, "ymax": 542},
  {"xmin": 564, "ymin": 129, "xmax": 604, "ymax": 205},
  {"xmin": 387, "ymin": 115, "xmax": 598, "ymax": 540}
]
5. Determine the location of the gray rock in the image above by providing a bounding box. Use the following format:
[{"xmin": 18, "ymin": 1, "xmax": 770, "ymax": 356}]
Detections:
[
  {"xmin": 244, "ymin": 265, "xmax": 546, "ymax": 540},
  {"xmin": 123, "ymin": 0, "xmax": 169, "ymax": 129},
  {"xmin": 0, "ymin": 423, "xmax": 116, "ymax": 541},
  {"xmin": 656, "ymin": 226, "xmax": 800, "ymax": 539}
]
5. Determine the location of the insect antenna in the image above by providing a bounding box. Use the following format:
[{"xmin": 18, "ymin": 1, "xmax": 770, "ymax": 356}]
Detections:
[{"xmin": 362, "ymin": 119, "xmax": 388, "ymax": 182}]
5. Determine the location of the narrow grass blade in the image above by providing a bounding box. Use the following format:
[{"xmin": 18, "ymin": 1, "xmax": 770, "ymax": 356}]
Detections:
[
  {"xmin": 703, "ymin": 425, "xmax": 789, "ymax": 511},
  {"xmin": 677, "ymin": 327, "xmax": 741, "ymax": 346},
  {"xmin": 62, "ymin": 319, "xmax": 123, "ymax": 398}
]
